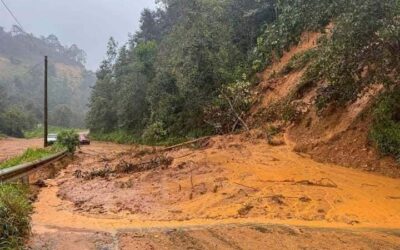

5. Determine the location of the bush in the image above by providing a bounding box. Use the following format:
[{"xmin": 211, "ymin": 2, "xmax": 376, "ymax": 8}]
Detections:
[
  {"xmin": 0, "ymin": 184, "xmax": 32, "ymax": 249},
  {"xmin": 90, "ymin": 130, "xmax": 140, "ymax": 145},
  {"xmin": 257, "ymin": 100, "xmax": 300, "ymax": 124},
  {"xmin": 370, "ymin": 89, "xmax": 400, "ymax": 161},
  {"xmin": 56, "ymin": 130, "xmax": 79, "ymax": 153},
  {"xmin": 141, "ymin": 122, "xmax": 168, "ymax": 143},
  {"xmin": 204, "ymin": 79, "xmax": 254, "ymax": 134},
  {"xmin": 279, "ymin": 49, "xmax": 318, "ymax": 76}
]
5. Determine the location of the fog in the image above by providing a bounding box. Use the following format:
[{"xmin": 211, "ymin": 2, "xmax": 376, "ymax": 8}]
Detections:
[{"xmin": 0, "ymin": 0, "xmax": 157, "ymax": 70}]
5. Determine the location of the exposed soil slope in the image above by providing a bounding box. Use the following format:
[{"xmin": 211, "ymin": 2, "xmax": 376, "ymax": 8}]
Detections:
[{"xmin": 250, "ymin": 27, "xmax": 400, "ymax": 177}]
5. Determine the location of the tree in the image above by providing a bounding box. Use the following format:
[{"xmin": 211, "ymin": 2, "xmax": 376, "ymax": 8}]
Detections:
[{"xmin": 86, "ymin": 37, "xmax": 118, "ymax": 132}]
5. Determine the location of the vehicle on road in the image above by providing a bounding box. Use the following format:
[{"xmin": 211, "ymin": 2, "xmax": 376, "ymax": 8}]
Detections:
[
  {"xmin": 79, "ymin": 134, "xmax": 90, "ymax": 145},
  {"xmin": 47, "ymin": 134, "xmax": 57, "ymax": 145}
]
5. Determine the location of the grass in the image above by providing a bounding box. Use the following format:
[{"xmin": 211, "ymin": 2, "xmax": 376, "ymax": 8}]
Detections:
[
  {"xmin": 0, "ymin": 147, "xmax": 62, "ymax": 170},
  {"xmin": 90, "ymin": 130, "xmax": 190, "ymax": 147},
  {"xmin": 0, "ymin": 183, "xmax": 32, "ymax": 249},
  {"xmin": 24, "ymin": 126, "xmax": 84, "ymax": 139},
  {"xmin": 370, "ymin": 88, "xmax": 400, "ymax": 162}
]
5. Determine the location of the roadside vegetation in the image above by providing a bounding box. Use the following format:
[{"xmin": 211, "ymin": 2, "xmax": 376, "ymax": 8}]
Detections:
[
  {"xmin": 0, "ymin": 130, "xmax": 79, "ymax": 169},
  {"xmin": 370, "ymin": 88, "xmax": 400, "ymax": 162},
  {"xmin": 0, "ymin": 147, "xmax": 61, "ymax": 170},
  {"xmin": 0, "ymin": 184, "xmax": 32, "ymax": 249},
  {"xmin": 90, "ymin": 130, "xmax": 187, "ymax": 147},
  {"xmin": 86, "ymin": 0, "xmax": 400, "ymax": 160},
  {"xmin": 24, "ymin": 126, "xmax": 83, "ymax": 139},
  {"xmin": 0, "ymin": 130, "xmax": 79, "ymax": 248}
]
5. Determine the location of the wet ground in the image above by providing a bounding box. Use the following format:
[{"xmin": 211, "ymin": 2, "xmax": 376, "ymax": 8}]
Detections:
[
  {"xmin": 0, "ymin": 137, "xmax": 42, "ymax": 163},
  {"xmin": 23, "ymin": 134, "xmax": 400, "ymax": 249}
]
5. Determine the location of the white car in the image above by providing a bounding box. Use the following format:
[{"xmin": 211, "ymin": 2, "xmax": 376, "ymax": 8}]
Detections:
[{"xmin": 47, "ymin": 133, "xmax": 58, "ymax": 145}]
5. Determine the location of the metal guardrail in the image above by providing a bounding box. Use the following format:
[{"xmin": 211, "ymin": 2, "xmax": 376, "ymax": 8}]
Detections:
[{"xmin": 0, "ymin": 150, "xmax": 68, "ymax": 183}]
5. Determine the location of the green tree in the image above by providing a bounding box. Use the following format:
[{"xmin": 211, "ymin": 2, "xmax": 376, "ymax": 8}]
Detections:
[{"xmin": 86, "ymin": 37, "xmax": 118, "ymax": 132}]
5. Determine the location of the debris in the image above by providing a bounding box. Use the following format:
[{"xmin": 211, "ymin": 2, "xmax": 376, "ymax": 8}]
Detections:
[
  {"xmin": 387, "ymin": 196, "xmax": 400, "ymax": 200},
  {"xmin": 233, "ymin": 182, "xmax": 260, "ymax": 191},
  {"xmin": 116, "ymin": 155, "xmax": 173, "ymax": 173},
  {"xmin": 295, "ymin": 178, "xmax": 338, "ymax": 188},
  {"xmin": 33, "ymin": 179, "xmax": 47, "ymax": 188},
  {"xmin": 161, "ymin": 136, "xmax": 211, "ymax": 152},
  {"xmin": 238, "ymin": 203, "xmax": 254, "ymax": 216},
  {"xmin": 299, "ymin": 196, "xmax": 312, "ymax": 202},
  {"xmin": 73, "ymin": 165, "xmax": 113, "ymax": 180},
  {"xmin": 269, "ymin": 195, "xmax": 285, "ymax": 205}
]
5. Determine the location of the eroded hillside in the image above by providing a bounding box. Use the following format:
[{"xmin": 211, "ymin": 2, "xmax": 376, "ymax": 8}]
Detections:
[{"xmin": 249, "ymin": 23, "xmax": 400, "ymax": 178}]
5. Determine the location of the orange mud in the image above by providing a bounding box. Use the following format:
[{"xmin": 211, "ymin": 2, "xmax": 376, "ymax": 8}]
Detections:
[
  {"xmin": 29, "ymin": 136, "xmax": 400, "ymax": 248},
  {"xmin": 0, "ymin": 137, "xmax": 42, "ymax": 163}
]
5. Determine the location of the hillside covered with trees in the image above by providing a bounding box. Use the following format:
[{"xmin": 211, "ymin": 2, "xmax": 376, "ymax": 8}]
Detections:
[
  {"xmin": 0, "ymin": 26, "xmax": 95, "ymax": 137},
  {"xmin": 87, "ymin": 0, "xmax": 400, "ymax": 169}
]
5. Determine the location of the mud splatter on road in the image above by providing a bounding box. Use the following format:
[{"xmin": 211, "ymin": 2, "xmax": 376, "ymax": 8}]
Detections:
[
  {"xmin": 0, "ymin": 137, "xmax": 42, "ymax": 163},
  {"xmin": 28, "ymin": 136, "xmax": 400, "ymax": 249}
]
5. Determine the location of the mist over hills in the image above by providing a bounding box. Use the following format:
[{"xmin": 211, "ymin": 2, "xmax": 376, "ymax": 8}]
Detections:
[{"xmin": 0, "ymin": 26, "xmax": 95, "ymax": 137}]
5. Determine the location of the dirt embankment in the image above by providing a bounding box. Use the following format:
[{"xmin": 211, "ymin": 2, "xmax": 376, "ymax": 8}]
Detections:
[
  {"xmin": 250, "ymin": 26, "xmax": 400, "ymax": 177},
  {"xmin": 29, "ymin": 137, "xmax": 400, "ymax": 248}
]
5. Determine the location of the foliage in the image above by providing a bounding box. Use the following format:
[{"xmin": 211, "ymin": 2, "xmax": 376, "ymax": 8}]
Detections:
[
  {"xmin": 0, "ymin": 147, "xmax": 60, "ymax": 170},
  {"xmin": 142, "ymin": 122, "xmax": 167, "ymax": 143},
  {"xmin": 0, "ymin": 28, "xmax": 95, "ymax": 136},
  {"xmin": 87, "ymin": 0, "xmax": 272, "ymax": 140},
  {"xmin": 300, "ymin": 0, "xmax": 400, "ymax": 111},
  {"xmin": 24, "ymin": 126, "xmax": 83, "ymax": 139},
  {"xmin": 0, "ymin": 184, "xmax": 31, "ymax": 249},
  {"xmin": 87, "ymin": 0, "xmax": 400, "ymax": 151},
  {"xmin": 55, "ymin": 130, "xmax": 80, "ymax": 153},
  {"xmin": 279, "ymin": 49, "xmax": 318, "ymax": 76},
  {"xmin": 204, "ymin": 78, "xmax": 254, "ymax": 134},
  {"xmin": 89, "ymin": 130, "xmax": 140, "ymax": 145},
  {"xmin": 257, "ymin": 99, "xmax": 300, "ymax": 124},
  {"xmin": 90, "ymin": 130, "xmax": 187, "ymax": 147},
  {"xmin": 252, "ymin": 0, "xmax": 338, "ymax": 72},
  {"xmin": 0, "ymin": 106, "xmax": 34, "ymax": 138},
  {"xmin": 370, "ymin": 88, "xmax": 400, "ymax": 161}
]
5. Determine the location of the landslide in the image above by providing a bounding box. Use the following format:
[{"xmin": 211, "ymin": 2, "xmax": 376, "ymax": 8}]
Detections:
[
  {"xmin": 250, "ymin": 26, "xmax": 400, "ymax": 178},
  {"xmin": 32, "ymin": 137, "xmax": 400, "ymax": 232}
]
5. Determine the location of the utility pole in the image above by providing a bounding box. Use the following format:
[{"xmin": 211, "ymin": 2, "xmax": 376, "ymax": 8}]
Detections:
[{"xmin": 44, "ymin": 56, "xmax": 48, "ymax": 147}]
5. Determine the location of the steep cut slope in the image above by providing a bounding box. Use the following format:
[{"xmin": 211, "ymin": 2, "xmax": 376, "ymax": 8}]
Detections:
[{"xmin": 250, "ymin": 25, "xmax": 400, "ymax": 177}]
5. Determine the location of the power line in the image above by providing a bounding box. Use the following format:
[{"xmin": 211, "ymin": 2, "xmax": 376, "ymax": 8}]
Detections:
[
  {"xmin": 0, "ymin": 0, "xmax": 25, "ymax": 32},
  {"xmin": 0, "ymin": 0, "xmax": 47, "ymax": 57}
]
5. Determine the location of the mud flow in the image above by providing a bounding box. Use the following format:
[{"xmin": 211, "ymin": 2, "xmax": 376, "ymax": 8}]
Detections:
[
  {"xmin": 0, "ymin": 138, "xmax": 42, "ymax": 162},
  {"xmin": 26, "ymin": 135, "xmax": 400, "ymax": 249}
]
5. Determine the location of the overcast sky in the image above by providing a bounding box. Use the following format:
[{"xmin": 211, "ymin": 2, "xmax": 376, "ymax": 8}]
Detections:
[{"xmin": 0, "ymin": 0, "xmax": 157, "ymax": 70}]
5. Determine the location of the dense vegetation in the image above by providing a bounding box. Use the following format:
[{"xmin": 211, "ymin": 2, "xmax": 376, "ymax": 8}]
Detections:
[
  {"xmin": 0, "ymin": 27, "xmax": 95, "ymax": 137},
  {"xmin": 88, "ymin": 0, "xmax": 400, "ymax": 158},
  {"xmin": 0, "ymin": 184, "xmax": 31, "ymax": 249},
  {"xmin": 87, "ymin": 0, "xmax": 274, "ymax": 142}
]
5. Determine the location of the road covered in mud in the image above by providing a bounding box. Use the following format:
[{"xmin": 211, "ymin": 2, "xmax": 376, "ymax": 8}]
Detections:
[
  {"xmin": 0, "ymin": 137, "xmax": 42, "ymax": 163},
  {"xmin": 28, "ymin": 133, "xmax": 400, "ymax": 249}
]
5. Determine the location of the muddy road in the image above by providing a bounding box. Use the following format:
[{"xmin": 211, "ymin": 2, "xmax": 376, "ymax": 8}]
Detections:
[
  {"xmin": 0, "ymin": 137, "xmax": 42, "ymax": 163},
  {"xmin": 26, "ymin": 135, "xmax": 400, "ymax": 249}
]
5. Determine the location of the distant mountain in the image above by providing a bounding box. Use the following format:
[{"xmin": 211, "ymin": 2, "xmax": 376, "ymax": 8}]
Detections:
[{"xmin": 0, "ymin": 26, "xmax": 95, "ymax": 137}]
